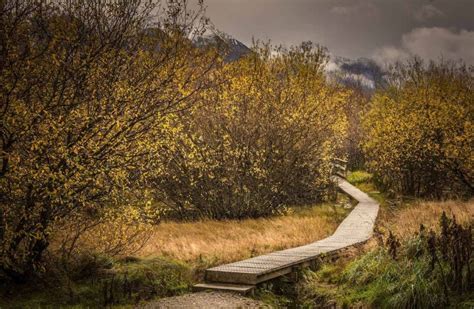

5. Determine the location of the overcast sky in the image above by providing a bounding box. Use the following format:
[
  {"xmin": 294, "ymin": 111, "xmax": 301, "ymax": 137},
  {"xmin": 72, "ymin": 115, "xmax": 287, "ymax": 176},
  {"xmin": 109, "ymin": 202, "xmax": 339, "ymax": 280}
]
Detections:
[{"xmin": 198, "ymin": 0, "xmax": 474, "ymax": 65}]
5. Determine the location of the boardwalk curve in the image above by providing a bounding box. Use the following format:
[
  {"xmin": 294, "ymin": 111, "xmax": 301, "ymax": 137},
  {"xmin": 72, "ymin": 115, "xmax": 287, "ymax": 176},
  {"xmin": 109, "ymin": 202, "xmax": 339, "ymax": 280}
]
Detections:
[{"xmin": 194, "ymin": 177, "xmax": 379, "ymax": 293}]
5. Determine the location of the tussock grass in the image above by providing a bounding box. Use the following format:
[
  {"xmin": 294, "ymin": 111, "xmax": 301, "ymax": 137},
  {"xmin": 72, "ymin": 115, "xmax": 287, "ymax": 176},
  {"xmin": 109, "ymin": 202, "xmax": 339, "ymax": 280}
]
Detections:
[
  {"xmin": 139, "ymin": 204, "xmax": 349, "ymax": 266},
  {"xmin": 382, "ymin": 199, "xmax": 474, "ymax": 238}
]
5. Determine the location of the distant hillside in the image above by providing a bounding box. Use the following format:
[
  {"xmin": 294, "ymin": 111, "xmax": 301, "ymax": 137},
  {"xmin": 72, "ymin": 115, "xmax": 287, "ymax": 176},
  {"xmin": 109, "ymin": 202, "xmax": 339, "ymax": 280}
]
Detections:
[
  {"xmin": 193, "ymin": 31, "xmax": 251, "ymax": 62},
  {"xmin": 327, "ymin": 57, "xmax": 386, "ymax": 91},
  {"xmin": 195, "ymin": 31, "xmax": 386, "ymax": 89}
]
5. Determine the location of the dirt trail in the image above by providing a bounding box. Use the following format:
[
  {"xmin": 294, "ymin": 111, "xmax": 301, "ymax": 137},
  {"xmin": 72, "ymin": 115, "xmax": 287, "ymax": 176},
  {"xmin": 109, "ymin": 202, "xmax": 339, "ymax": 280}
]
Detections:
[{"xmin": 140, "ymin": 291, "xmax": 268, "ymax": 308}]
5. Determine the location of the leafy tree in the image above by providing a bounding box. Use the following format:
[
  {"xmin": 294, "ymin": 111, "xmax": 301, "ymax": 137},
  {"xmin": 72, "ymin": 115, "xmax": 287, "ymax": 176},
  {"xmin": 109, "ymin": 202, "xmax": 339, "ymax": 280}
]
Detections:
[{"xmin": 0, "ymin": 0, "xmax": 218, "ymax": 282}]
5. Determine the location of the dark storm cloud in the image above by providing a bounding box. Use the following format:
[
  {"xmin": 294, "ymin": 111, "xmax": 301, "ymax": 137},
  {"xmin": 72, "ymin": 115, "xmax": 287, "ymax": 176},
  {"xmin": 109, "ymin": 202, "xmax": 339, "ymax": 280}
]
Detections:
[{"xmin": 196, "ymin": 0, "xmax": 474, "ymax": 64}]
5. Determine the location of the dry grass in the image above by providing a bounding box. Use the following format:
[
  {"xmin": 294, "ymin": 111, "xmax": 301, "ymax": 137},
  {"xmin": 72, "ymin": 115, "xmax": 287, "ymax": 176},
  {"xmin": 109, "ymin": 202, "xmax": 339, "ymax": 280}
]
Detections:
[
  {"xmin": 138, "ymin": 204, "xmax": 348, "ymax": 266},
  {"xmin": 52, "ymin": 192, "xmax": 472, "ymax": 273},
  {"xmin": 381, "ymin": 199, "xmax": 474, "ymax": 239}
]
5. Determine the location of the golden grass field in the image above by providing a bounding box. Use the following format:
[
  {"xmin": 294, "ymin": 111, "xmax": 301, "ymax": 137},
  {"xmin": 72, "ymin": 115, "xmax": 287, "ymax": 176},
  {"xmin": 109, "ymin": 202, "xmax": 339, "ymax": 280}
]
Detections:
[
  {"xmin": 54, "ymin": 178, "xmax": 472, "ymax": 272},
  {"xmin": 138, "ymin": 204, "xmax": 349, "ymax": 266},
  {"xmin": 381, "ymin": 199, "xmax": 474, "ymax": 239},
  {"xmin": 65, "ymin": 195, "xmax": 473, "ymax": 269}
]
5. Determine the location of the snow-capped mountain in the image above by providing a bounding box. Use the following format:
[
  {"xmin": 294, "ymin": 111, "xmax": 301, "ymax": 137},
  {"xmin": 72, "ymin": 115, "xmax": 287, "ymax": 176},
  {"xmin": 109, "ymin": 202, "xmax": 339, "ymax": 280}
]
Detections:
[
  {"xmin": 193, "ymin": 31, "xmax": 251, "ymax": 62},
  {"xmin": 194, "ymin": 30, "xmax": 386, "ymax": 89},
  {"xmin": 327, "ymin": 57, "xmax": 386, "ymax": 90}
]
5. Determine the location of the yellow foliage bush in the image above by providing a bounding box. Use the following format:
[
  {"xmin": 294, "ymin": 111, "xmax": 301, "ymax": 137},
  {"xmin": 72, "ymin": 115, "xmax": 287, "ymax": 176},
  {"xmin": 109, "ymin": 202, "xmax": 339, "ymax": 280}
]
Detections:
[
  {"xmin": 363, "ymin": 60, "xmax": 473, "ymax": 197},
  {"xmin": 152, "ymin": 42, "xmax": 350, "ymax": 219},
  {"xmin": 50, "ymin": 204, "xmax": 158, "ymax": 275},
  {"xmin": 0, "ymin": 0, "xmax": 216, "ymax": 281}
]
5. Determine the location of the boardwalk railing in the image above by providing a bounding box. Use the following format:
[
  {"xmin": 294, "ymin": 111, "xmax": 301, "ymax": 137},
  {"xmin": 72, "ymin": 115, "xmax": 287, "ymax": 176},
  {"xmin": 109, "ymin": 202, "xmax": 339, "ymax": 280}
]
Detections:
[
  {"xmin": 194, "ymin": 177, "xmax": 379, "ymax": 294},
  {"xmin": 331, "ymin": 157, "xmax": 348, "ymax": 178}
]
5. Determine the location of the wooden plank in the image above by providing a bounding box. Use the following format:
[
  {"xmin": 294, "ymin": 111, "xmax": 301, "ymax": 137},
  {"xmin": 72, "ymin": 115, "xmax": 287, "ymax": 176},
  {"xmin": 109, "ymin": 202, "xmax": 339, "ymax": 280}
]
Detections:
[
  {"xmin": 205, "ymin": 269, "xmax": 258, "ymax": 284},
  {"xmin": 332, "ymin": 163, "xmax": 347, "ymax": 171},
  {"xmin": 333, "ymin": 158, "xmax": 348, "ymax": 164},
  {"xmin": 193, "ymin": 283, "xmax": 255, "ymax": 295}
]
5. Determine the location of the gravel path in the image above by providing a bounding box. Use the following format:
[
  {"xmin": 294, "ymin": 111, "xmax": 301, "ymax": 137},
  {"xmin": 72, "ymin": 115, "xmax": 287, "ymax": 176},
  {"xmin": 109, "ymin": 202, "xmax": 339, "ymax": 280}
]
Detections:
[{"xmin": 141, "ymin": 291, "xmax": 269, "ymax": 308}]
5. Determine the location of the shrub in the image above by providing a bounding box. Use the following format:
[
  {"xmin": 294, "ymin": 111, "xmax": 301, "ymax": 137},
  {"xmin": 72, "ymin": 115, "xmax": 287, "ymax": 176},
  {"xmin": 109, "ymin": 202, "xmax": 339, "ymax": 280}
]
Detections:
[
  {"xmin": 343, "ymin": 87, "xmax": 371, "ymax": 170},
  {"xmin": 0, "ymin": 0, "xmax": 216, "ymax": 281},
  {"xmin": 50, "ymin": 204, "xmax": 159, "ymax": 279},
  {"xmin": 152, "ymin": 42, "xmax": 349, "ymax": 219},
  {"xmin": 363, "ymin": 59, "xmax": 473, "ymax": 198}
]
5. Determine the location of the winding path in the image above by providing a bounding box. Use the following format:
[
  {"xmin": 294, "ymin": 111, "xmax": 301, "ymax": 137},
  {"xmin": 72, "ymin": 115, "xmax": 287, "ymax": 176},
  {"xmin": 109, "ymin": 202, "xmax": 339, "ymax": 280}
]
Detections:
[{"xmin": 194, "ymin": 177, "xmax": 379, "ymax": 293}]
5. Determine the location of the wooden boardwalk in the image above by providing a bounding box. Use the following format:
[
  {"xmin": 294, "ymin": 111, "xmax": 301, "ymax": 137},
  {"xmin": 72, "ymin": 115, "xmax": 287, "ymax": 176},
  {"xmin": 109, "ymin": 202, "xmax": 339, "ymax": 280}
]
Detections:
[{"xmin": 194, "ymin": 177, "xmax": 379, "ymax": 293}]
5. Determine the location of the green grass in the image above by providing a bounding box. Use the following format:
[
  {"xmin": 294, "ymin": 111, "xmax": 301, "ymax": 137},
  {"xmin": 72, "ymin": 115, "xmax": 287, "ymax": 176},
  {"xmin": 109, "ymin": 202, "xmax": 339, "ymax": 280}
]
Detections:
[
  {"xmin": 0, "ymin": 256, "xmax": 193, "ymax": 308},
  {"xmin": 338, "ymin": 244, "xmax": 453, "ymax": 308},
  {"xmin": 347, "ymin": 170, "xmax": 387, "ymax": 205},
  {"xmin": 347, "ymin": 170, "xmax": 373, "ymax": 185},
  {"xmin": 295, "ymin": 227, "xmax": 473, "ymax": 308},
  {"xmin": 255, "ymin": 288, "xmax": 292, "ymax": 308}
]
